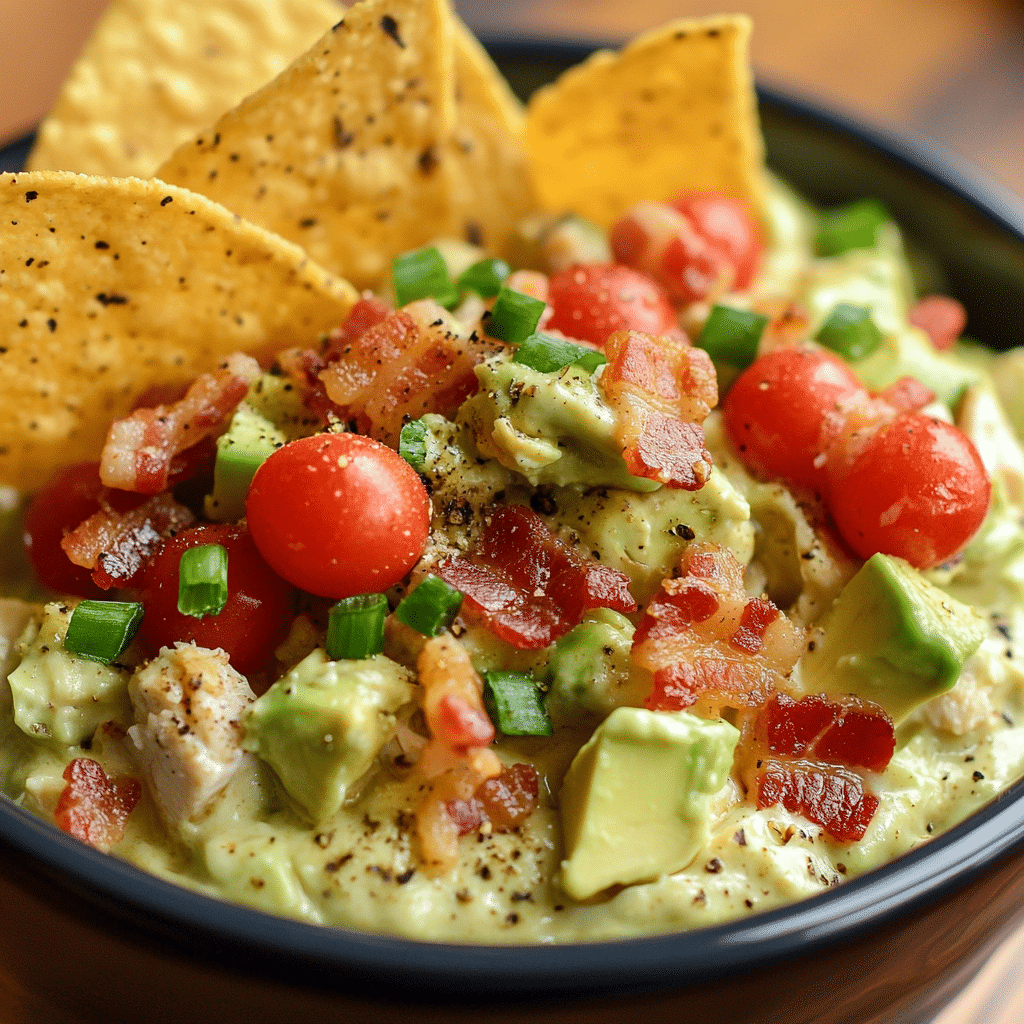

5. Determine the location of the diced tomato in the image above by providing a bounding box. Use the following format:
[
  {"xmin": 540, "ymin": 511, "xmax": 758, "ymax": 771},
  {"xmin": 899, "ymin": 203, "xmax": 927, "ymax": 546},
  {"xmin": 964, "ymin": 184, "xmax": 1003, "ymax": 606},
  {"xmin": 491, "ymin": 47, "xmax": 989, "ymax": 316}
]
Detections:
[
  {"xmin": 545, "ymin": 264, "xmax": 679, "ymax": 347},
  {"xmin": 54, "ymin": 758, "xmax": 141, "ymax": 849},
  {"xmin": 134, "ymin": 523, "xmax": 294, "ymax": 676},
  {"xmin": 670, "ymin": 192, "xmax": 762, "ymax": 292},
  {"xmin": 908, "ymin": 294, "xmax": 967, "ymax": 351},
  {"xmin": 435, "ymin": 505, "xmax": 636, "ymax": 649}
]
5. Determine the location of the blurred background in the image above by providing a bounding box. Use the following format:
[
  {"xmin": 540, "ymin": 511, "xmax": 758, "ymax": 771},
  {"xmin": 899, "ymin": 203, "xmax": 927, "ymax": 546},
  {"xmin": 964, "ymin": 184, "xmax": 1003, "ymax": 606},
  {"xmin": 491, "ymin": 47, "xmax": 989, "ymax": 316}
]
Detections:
[{"xmin": 2, "ymin": 0, "xmax": 1023, "ymax": 200}]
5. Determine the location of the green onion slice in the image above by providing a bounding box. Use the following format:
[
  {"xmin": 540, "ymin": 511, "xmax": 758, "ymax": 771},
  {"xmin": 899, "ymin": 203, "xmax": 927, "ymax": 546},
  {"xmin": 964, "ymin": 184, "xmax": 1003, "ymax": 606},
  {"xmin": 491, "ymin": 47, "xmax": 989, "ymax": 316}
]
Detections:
[
  {"xmin": 696, "ymin": 305, "xmax": 770, "ymax": 368},
  {"xmin": 394, "ymin": 575, "xmax": 463, "ymax": 637},
  {"xmin": 483, "ymin": 671, "xmax": 553, "ymax": 736},
  {"xmin": 485, "ymin": 285, "xmax": 546, "ymax": 345},
  {"xmin": 815, "ymin": 303, "xmax": 883, "ymax": 361},
  {"xmin": 177, "ymin": 544, "xmax": 229, "ymax": 619},
  {"xmin": 457, "ymin": 257, "xmax": 510, "ymax": 298},
  {"xmin": 512, "ymin": 332, "xmax": 607, "ymax": 374},
  {"xmin": 815, "ymin": 199, "xmax": 889, "ymax": 257},
  {"xmin": 392, "ymin": 246, "xmax": 460, "ymax": 308},
  {"xmin": 64, "ymin": 600, "xmax": 144, "ymax": 665},
  {"xmin": 327, "ymin": 593, "xmax": 388, "ymax": 660},
  {"xmin": 398, "ymin": 419, "xmax": 429, "ymax": 473}
]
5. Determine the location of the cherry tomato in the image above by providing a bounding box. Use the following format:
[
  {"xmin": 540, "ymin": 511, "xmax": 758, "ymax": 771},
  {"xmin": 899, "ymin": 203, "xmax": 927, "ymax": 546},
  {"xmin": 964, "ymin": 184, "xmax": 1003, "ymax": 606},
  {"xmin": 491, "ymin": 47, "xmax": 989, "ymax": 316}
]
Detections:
[
  {"xmin": 134, "ymin": 523, "xmax": 294, "ymax": 676},
  {"xmin": 246, "ymin": 432, "xmax": 430, "ymax": 599},
  {"xmin": 23, "ymin": 463, "xmax": 110, "ymax": 597},
  {"xmin": 545, "ymin": 264, "xmax": 679, "ymax": 347},
  {"xmin": 825, "ymin": 412, "xmax": 991, "ymax": 569},
  {"xmin": 723, "ymin": 346, "xmax": 863, "ymax": 489},
  {"xmin": 908, "ymin": 294, "xmax": 967, "ymax": 352},
  {"xmin": 670, "ymin": 192, "xmax": 763, "ymax": 292}
]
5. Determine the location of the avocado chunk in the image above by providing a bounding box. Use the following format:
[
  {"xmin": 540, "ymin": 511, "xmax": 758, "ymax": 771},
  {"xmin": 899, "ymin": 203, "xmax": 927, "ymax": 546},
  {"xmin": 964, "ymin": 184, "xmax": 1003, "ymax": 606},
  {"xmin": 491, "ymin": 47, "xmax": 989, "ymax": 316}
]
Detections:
[
  {"xmin": 796, "ymin": 553, "xmax": 987, "ymax": 722},
  {"xmin": 205, "ymin": 404, "xmax": 285, "ymax": 522},
  {"xmin": 559, "ymin": 707, "xmax": 739, "ymax": 901},
  {"xmin": 241, "ymin": 648, "xmax": 415, "ymax": 823}
]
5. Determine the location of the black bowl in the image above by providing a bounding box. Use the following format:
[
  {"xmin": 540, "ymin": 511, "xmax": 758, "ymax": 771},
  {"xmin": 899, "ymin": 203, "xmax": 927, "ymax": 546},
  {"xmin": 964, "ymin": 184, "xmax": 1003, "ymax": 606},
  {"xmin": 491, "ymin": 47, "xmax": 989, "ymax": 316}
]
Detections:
[{"xmin": 3, "ymin": 43, "xmax": 1024, "ymax": 1024}]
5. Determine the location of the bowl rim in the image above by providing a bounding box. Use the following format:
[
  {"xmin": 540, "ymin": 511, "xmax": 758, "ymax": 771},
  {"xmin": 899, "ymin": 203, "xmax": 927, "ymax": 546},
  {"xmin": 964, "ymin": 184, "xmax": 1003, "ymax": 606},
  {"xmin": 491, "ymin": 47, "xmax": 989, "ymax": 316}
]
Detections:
[{"xmin": 3, "ymin": 61, "xmax": 1024, "ymax": 1003}]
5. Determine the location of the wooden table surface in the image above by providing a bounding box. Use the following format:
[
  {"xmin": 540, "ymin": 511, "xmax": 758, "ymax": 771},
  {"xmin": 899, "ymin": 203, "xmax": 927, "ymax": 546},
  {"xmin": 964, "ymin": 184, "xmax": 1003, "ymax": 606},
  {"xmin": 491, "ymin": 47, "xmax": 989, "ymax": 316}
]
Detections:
[{"xmin": 2, "ymin": 2, "xmax": 1024, "ymax": 1022}]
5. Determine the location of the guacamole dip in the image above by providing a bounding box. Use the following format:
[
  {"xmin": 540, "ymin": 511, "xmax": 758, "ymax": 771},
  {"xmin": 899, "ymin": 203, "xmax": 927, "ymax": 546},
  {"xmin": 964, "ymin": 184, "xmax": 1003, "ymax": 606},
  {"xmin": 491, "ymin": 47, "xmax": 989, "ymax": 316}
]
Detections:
[{"xmin": 2, "ymin": 166, "xmax": 1023, "ymax": 945}]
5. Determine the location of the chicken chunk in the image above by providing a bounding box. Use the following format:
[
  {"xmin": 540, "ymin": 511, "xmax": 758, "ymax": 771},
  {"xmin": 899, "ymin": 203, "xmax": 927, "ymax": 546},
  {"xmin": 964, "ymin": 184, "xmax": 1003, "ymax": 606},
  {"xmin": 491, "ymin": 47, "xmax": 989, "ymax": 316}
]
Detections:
[{"xmin": 128, "ymin": 643, "xmax": 255, "ymax": 829}]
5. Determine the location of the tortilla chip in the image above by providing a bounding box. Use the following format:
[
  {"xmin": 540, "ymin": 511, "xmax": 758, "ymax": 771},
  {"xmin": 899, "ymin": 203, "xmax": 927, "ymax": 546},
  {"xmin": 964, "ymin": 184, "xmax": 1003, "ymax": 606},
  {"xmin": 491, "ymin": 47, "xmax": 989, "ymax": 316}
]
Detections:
[
  {"xmin": 525, "ymin": 15, "xmax": 766, "ymax": 227},
  {"xmin": 0, "ymin": 171, "xmax": 358, "ymax": 492},
  {"xmin": 154, "ymin": 0, "xmax": 460, "ymax": 290},
  {"xmin": 447, "ymin": 19, "xmax": 538, "ymax": 257},
  {"xmin": 26, "ymin": 0, "xmax": 344, "ymax": 179}
]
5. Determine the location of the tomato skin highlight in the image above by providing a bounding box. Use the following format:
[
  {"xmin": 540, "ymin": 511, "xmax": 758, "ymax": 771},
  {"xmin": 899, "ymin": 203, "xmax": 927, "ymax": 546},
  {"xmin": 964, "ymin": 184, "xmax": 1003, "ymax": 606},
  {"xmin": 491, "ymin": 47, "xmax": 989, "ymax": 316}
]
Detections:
[
  {"xmin": 545, "ymin": 263, "xmax": 679, "ymax": 347},
  {"xmin": 723, "ymin": 346, "xmax": 863, "ymax": 489},
  {"xmin": 135, "ymin": 523, "xmax": 294, "ymax": 676},
  {"xmin": 826, "ymin": 411, "xmax": 991, "ymax": 569},
  {"xmin": 246, "ymin": 432, "xmax": 430, "ymax": 599}
]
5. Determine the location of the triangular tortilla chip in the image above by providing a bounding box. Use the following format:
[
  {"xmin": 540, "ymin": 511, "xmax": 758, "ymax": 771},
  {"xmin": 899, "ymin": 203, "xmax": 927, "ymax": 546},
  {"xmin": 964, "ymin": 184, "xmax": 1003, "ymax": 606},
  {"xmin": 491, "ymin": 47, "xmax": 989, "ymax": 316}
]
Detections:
[
  {"xmin": 447, "ymin": 19, "xmax": 538, "ymax": 258},
  {"xmin": 525, "ymin": 15, "xmax": 766, "ymax": 226},
  {"xmin": 0, "ymin": 171, "xmax": 358, "ymax": 491},
  {"xmin": 154, "ymin": 0, "xmax": 461, "ymax": 290},
  {"xmin": 27, "ymin": 0, "xmax": 344, "ymax": 179}
]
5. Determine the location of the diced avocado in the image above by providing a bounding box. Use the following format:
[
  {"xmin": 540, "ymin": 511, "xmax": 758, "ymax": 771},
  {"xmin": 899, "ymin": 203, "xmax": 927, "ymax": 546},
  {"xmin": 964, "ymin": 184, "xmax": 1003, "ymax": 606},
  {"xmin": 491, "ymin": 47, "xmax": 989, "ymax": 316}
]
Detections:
[
  {"xmin": 204, "ymin": 404, "xmax": 286, "ymax": 522},
  {"xmin": 796, "ymin": 553, "xmax": 987, "ymax": 722},
  {"xmin": 7, "ymin": 602, "xmax": 135, "ymax": 746},
  {"xmin": 544, "ymin": 609, "xmax": 648, "ymax": 719},
  {"xmin": 559, "ymin": 707, "xmax": 739, "ymax": 901},
  {"xmin": 508, "ymin": 212, "xmax": 611, "ymax": 274},
  {"xmin": 459, "ymin": 352, "xmax": 659, "ymax": 492},
  {"xmin": 241, "ymin": 648, "xmax": 415, "ymax": 823},
  {"xmin": 245, "ymin": 370, "xmax": 324, "ymax": 442}
]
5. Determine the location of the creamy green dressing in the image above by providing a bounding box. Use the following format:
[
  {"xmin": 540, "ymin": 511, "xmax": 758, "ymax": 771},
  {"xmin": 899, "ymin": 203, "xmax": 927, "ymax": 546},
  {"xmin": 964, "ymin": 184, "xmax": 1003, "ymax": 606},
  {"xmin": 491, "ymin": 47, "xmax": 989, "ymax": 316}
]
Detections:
[{"xmin": 3, "ymin": 176, "xmax": 1024, "ymax": 943}]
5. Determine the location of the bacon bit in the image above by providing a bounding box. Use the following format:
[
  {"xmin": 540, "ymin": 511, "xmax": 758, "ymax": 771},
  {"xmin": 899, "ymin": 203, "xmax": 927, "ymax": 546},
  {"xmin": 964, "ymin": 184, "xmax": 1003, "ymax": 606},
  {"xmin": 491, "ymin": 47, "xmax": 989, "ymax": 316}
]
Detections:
[
  {"xmin": 599, "ymin": 330, "xmax": 717, "ymax": 490},
  {"xmin": 100, "ymin": 353, "xmax": 259, "ymax": 494},
  {"xmin": 633, "ymin": 542, "xmax": 804, "ymax": 715},
  {"xmin": 323, "ymin": 293, "xmax": 392, "ymax": 360},
  {"xmin": 877, "ymin": 375, "xmax": 936, "ymax": 413},
  {"xmin": 477, "ymin": 763, "xmax": 540, "ymax": 830},
  {"xmin": 502, "ymin": 269, "xmax": 550, "ymax": 304},
  {"xmin": 908, "ymin": 294, "xmax": 967, "ymax": 352},
  {"xmin": 413, "ymin": 635, "xmax": 501, "ymax": 871},
  {"xmin": 62, "ymin": 491, "xmax": 195, "ymax": 589},
  {"xmin": 436, "ymin": 505, "xmax": 636, "ymax": 649},
  {"xmin": 319, "ymin": 300, "xmax": 489, "ymax": 447},
  {"xmin": 276, "ymin": 347, "xmax": 344, "ymax": 424},
  {"xmin": 753, "ymin": 299, "xmax": 811, "ymax": 355},
  {"xmin": 757, "ymin": 761, "xmax": 878, "ymax": 843},
  {"xmin": 54, "ymin": 757, "xmax": 141, "ymax": 850}
]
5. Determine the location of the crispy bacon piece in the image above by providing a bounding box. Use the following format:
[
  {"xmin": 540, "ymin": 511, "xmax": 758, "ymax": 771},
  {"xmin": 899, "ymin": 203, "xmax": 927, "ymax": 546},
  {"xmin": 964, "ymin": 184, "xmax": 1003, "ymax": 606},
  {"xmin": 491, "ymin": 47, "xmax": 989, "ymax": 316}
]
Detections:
[
  {"xmin": 54, "ymin": 757, "xmax": 142, "ymax": 850},
  {"xmin": 275, "ymin": 347, "xmax": 345, "ymax": 424},
  {"xmin": 62, "ymin": 491, "xmax": 195, "ymax": 589},
  {"xmin": 446, "ymin": 763, "xmax": 541, "ymax": 837},
  {"xmin": 757, "ymin": 762, "xmax": 879, "ymax": 844},
  {"xmin": 100, "ymin": 354, "xmax": 259, "ymax": 494},
  {"xmin": 633, "ymin": 543, "xmax": 804, "ymax": 714},
  {"xmin": 436, "ymin": 505, "xmax": 637, "ymax": 650},
  {"xmin": 319, "ymin": 300, "xmax": 490, "ymax": 447},
  {"xmin": 599, "ymin": 330, "xmax": 717, "ymax": 489},
  {"xmin": 324, "ymin": 293, "xmax": 392, "ymax": 359}
]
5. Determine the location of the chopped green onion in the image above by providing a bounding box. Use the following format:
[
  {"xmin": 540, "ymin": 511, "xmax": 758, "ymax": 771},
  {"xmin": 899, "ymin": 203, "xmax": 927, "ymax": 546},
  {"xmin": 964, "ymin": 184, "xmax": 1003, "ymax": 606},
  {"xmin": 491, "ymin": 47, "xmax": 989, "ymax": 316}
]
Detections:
[
  {"xmin": 457, "ymin": 257, "xmax": 510, "ymax": 298},
  {"xmin": 815, "ymin": 303, "xmax": 883, "ymax": 361},
  {"xmin": 512, "ymin": 332, "xmax": 607, "ymax": 375},
  {"xmin": 394, "ymin": 575, "xmax": 463, "ymax": 636},
  {"xmin": 398, "ymin": 419, "xmax": 429, "ymax": 472},
  {"xmin": 64, "ymin": 600, "xmax": 144, "ymax": 665},
  {"xmin": 485, "ymin": 284, "xmax": 545, "ymax": 345},
  {"xmin": 483, "ymin": 671, "xmax": 553, "ymax": 736},
  {"xmin": 177, "ymin": 544, "xmax": 229, "ymax": 619},
  {"xmin": 696, "ymin": 305, "xmax": 770, "ymax": 368},
  {"xmin": 327, "ymin": 593, "xmax": 388, "ymax": 660},
  {"xmin": 815, "ymin": 199, "xmax": 889, "ymax": 257},
  {"xmin": 392, "ymin": 246, "xmax": 460, "ymax": 308}
]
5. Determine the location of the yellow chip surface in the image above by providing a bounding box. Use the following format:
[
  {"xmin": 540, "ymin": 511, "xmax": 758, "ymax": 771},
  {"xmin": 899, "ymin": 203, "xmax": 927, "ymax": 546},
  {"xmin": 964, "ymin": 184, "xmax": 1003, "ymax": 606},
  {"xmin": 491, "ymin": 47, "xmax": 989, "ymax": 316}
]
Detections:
[
  {"xmin": 0, "ymin": 171, "xmax": 358, "ymax": 492},
  {"xmin": 27, "ymin": 0, "xmax": 344, "ymax": 180},
  {"xmin": 525, "ymin": 14, "xmax": 766, "ymax": 226},
  {"xmin": 155, "ymin": 0, "xmax": 460, "ymax": 291}
]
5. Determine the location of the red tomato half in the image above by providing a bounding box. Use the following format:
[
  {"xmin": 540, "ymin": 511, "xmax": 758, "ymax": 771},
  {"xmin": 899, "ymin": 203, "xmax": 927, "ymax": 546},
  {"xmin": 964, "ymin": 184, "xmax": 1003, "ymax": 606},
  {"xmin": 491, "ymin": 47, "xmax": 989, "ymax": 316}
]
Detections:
[
  {"xmin": 723, "ymin": 346, "xmax": 863, "ymax": 490},
  {"xmin": 546, "ymin": 264, "xmax": 679, "ymax": 347},
  {"xmin": 135, "ymin": 523, "xmax": 294, "ymax": 676},
  {"xmin": 670, "ymin": 192, "xmax": 763, "ymax": 292},
  {"xmin": 826, "ymin": 412, "xmax": 991, "ymax": 569},
  {"xmin": 246, "ymin": 433, "xmax": 430, "ymax": 599}
]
